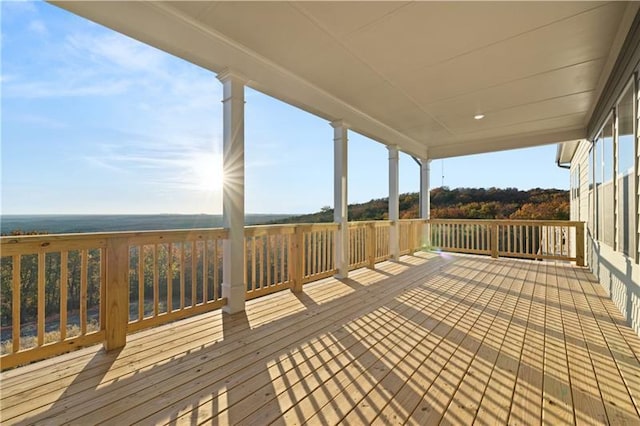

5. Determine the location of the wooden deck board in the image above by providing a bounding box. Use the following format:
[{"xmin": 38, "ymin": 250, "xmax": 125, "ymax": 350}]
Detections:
[
  {"xmin": 473, "ymin": 258, "xmax": 539, "ymax": 424},
  {"xmin": 2, "ymin": 252, "xmax": 640, "ymax": 425},
  {"xmin": 439, "ymin": 254, "xmax": 530, "ymax": 425}
]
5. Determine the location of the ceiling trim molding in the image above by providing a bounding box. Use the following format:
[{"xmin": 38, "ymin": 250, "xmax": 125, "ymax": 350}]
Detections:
[{"xmin": 429, "ymin": 127, "xmax": 586, "ymax": 159}]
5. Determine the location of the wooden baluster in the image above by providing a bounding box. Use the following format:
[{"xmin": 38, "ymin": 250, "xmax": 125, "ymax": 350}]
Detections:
[
  {"xmin": 37, "ymin": 252, "xmax": 45, "ymax": 347},
  {"xmin": 266, "ymin": 236, "xmax": 272, "ymax": 287},
  {"xmin": 12, "ymin": 255, "xmax": 21, "ymax": 353},
  {"xmin": 60, "ymin": 252, "xmax": 68, "ymax": 341},
  {"xmin": 313, "ymin": 231, "xmax": 319, "ymax": 275},
  {"xmin": 138, "ymin": 246, "xmax": 144, "ymax": 320},
  {"xmin": 278, "ymin": 234, "xmax": 287, "ymax": 283},
  {"xmin": 251, "ymin": 237, "xmax": 256, "ymax": 291},
  {"xmin": 191, "ymin": 241, "xmax": 197, "ymax": 306},
  {"xmin": 100, "ymin": 247, "xmax": 106, "ymax": 331},
  {"xmin": 321, "ymin": 230, "xmax": 327, "ymax": 274},
  {"xmin": 153, "ymin": 244, "xmax": 159, "ymax": 315},
  {"xmin": 167, "ymin": 243, "xmax": 173, "ymax": 312},
  {"xmin": 80, "ymin": 249, "xmax": 88, "ymax": 335},
  {"xmin": 180, "ymin": 243, "xmax": 185, "ymax": 310},
  {"xmin": 203, "ymin": 241, "xmax": 208, "ymax": 303},
  {"xmin": 214, "ymin": 239, "xmax": 219, "ymax": 300}
]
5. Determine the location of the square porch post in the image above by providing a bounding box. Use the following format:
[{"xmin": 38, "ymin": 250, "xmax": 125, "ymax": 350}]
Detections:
[
  {"xmin": 388, "ymin": 145, "xmax": 400, "ymax": 259},
  {"xmin": 332, "ymin": 120, "xmax": 349, "ymax": 278},
  {"xmin": 218, "ymin": 70, "xmax": 246, "ymax": 314},
  {"xmin": 420, "ymin": 158, "xmax": 431, "ymax": 248}
]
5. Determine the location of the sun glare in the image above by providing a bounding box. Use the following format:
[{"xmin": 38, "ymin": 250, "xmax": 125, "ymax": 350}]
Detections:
[{"xmin": 191, "ymin": 154, "xmax": 224, "ymax": 192}]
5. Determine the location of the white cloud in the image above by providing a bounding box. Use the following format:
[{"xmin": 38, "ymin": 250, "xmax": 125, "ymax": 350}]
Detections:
[
  {"xmin": 4, "ymin": 79, "xmax": 131, "ymax": 98},
  {"xmin": 2, "ymin": 0, "xmax": 38, "ymax": 16},
  {"xmin": 65, "ymin": 32, "xmax": 166, "ymax": 73},
  {"xmin": 28, "ymin": 19, "xmax": 47, "ymax": 36},
  {"xmin": 7, "ymin": 114, "xmax": 67, "ymax": 129}
]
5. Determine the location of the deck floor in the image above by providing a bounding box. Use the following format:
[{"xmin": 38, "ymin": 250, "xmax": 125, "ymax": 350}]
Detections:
[{"xmin": 2, "ymin": 252, "xmax": 640, "ymax": 425}]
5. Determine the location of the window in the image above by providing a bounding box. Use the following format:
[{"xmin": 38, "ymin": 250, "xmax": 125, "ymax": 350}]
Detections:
[
  {"xmin": 617, "ymin": 80, "xmax": 636, "ymax": 257},
  {"xmin": 588, "ymin": 146, "xmax": 594, "ymax": 235},
  {"xmin": 602, "ymin": 116, "xmax": 614, "ymax": 247},
  {"xmin": 575, "ymin": 163, "xmax": 580, "ymax": 219},
  {"xmin": 576, "ymin": 164, "xmax": 580, "ymax": 199},
  {"xmin": 595, "ymin": 132, "xmax": 603, "ymax": 240}
]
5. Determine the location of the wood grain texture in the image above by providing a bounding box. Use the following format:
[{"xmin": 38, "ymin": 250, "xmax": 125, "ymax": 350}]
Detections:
[{"xmin": 2, "ymin": 253, "xmax": 640, "ymax": 426}]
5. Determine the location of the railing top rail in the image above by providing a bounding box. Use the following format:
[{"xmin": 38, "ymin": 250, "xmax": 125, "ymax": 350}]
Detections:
[
  {"xmin": 0, "ymin": 228, "xmax": 229, "ymax": 255},
  {"xmin": 302, "ymin": 223, "xmax": 340, "ymax": 231},
  {"xmin": 244, "ymin": 224, "xmax": 297, "ymax": 236},
  {"xmin": 428, "ymin": 219, "xmax": 584, "ymax": 227},
  {"xmin": 347, "ymin": 220, "xmax": 389, "ymax": 225},
  {"xmin": 0, "ymin": 227, "xmax": 228, "ymax": 243}
]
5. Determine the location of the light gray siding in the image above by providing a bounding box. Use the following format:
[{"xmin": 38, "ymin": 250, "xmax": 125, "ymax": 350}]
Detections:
[{"xmin": 573, "ymin": 66, "xmax": 640, "ymax": 335}]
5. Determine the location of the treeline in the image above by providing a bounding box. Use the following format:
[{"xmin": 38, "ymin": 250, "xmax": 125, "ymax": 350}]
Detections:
[{"xmin": 273, "ymin": 187, "xmax": 569, "ymax": 223}]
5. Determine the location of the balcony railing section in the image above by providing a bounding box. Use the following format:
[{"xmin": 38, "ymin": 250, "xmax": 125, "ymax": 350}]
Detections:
[
  {"xmin": 374, "ymin": 221, "xmax": 392, "ymax": 263},
  {"xmin": 0, "ymin": 218, "xmax": 584, "ymax": 369},
  {"xmin": 298, "ymin": 224, "xmax": 339, "ymax": 285},
  {"xmin": 1, "ymin": 234, "xmax": 108, "ymax": 369},
  {"xmin": 244, "ymin": 225, "xmax": 294, "ymax": 300},
  {"xmin": 126, "ymin": 229, "xmax": 227, "ymax": 333},
  {"xmin": 429, "ymin": 219, "xmax": 585, "ymax": 264}
]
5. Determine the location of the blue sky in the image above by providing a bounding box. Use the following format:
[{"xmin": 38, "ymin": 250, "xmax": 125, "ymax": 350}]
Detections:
[{"xmin": 1, "ymin": 1, "xmax": 569, "ymax": 215}]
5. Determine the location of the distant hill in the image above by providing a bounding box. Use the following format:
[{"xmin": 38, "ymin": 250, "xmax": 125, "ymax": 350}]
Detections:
[
  {"xmin": 272, "ymin": 187, "xmax": 569, "ymax": 224},
  {"xmin": 1, "ymin": 214, "xmax": 292, "ymax": 235}
]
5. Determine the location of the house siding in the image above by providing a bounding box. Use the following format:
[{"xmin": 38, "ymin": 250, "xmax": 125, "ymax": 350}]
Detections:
[{"xmin": 571, "ymin": 68, "xmax": 640, "ymax": 335}]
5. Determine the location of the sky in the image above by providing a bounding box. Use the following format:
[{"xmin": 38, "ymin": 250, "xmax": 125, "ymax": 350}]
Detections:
[{"xmin": 1, "ymin": 1, "xmax": 570, "ymax": 215}]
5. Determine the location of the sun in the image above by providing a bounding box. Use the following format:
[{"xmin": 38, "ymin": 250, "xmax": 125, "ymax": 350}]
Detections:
[{"xmin": 190, "ymin": 154, "xmax": 224, "ymax": 192}]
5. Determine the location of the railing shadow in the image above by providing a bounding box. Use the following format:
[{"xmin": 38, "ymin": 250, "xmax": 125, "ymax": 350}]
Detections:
[
  {"xmin": 5, "ymin": 252, "xmax": 639, "ymax": 425},
  {"xmin": 3, "ymin": 253, "xmax": 447, "ymax": 424},
  {"xmin": 13, "ymin": 348, "xmax": 122, "ymax": 426}
]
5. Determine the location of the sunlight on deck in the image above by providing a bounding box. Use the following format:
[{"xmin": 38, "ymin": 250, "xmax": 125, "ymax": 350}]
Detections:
[{"xmin": 2, "ymin": 252, "xmax": 640, "ymax": 425}]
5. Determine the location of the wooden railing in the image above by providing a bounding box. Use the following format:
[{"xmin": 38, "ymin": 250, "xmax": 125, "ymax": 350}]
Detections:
[
  {"xmin": 0, "ymin": 218, "xmax": 584, "ymax": 369},
  {"xmin": 347, "ymin": 220, "xmax": 425, "ymax": 270},
  {"xmin": 244, "ymin": 225, "xmax": 294, "ymax": 300},
  {"xmin": 428, "ymin": 219, "xmax": 585, "ymax": 265},
  {"xmin": 126, "ymin": 229, "xmax": 227, "ymax": 333},
  {"xmin": 0, "ymin": 234, "xmax": 107, "ymax": 370},
  {"xmin": 348, "ymin": 222, "xmax": 370, "ymax": 270},
  {"xmin": 0, "ymin": 229, "xmax": 230, "ymax": 369},
  {"xmin": 399, "ymin": 219, "xmax": 426, "ymax": 255},
  {"xmin": 298, "ymin": 224, "xmax": 339, "ymax": 285},
  {"xmin": 374, "ymin": 221, "xmax": 392, "ymax": 263}
]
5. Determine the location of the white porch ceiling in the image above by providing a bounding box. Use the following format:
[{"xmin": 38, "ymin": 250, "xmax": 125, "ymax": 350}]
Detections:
[{"xmin": 53, "ymin": 1, "xmax": 638, "ymax": 159}]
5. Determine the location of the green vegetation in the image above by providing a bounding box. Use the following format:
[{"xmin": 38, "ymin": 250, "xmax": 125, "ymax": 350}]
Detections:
[{"xmin": 272, "ymin": 187, "xmax": 569, "ymax": 223}]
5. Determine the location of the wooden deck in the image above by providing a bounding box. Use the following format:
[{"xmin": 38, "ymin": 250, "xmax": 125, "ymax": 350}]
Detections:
[{"xmin": 2, "ymin": 252, "xmax": 640, "ymax": 425}]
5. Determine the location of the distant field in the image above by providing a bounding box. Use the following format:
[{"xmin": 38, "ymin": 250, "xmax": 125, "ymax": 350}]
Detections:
[{"xmin": 0, "ymin": 214, "xmax": 292, "ymax": 235}]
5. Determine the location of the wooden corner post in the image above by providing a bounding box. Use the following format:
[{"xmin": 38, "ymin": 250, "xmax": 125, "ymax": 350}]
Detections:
[
  {"xmin": 105, "ymin": 237, "xmax": 129, "ymax": 351},
  {"xmin": 292, "ymin": 226, "xmax": 305, "ymax": 293},
  {"xmin": 490, "ymin": 223, "xmax": 499, "ymax": 259},
  {"xmin": 367, "ymin": 222, "xmax": 376, "ymax": 269},
  {"xmin": 576, "ymin": 222, "xmax": 585, "ymax": 267}
]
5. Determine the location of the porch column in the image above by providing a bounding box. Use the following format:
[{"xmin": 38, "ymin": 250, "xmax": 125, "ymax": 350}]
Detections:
[
  {"xmin": 218, "ymin": 70, "xmax": 246, "ymax": 314},
  {"xmin": 420, "ymin": 158, "xmax": 431, "ymax": 248},
  {"xmin": 420, "ymin": 158, "xmax": 430, "ymax": 219},
  {"xmin": 332, "ymin": 120, "xmax": 349, "ymax": 278},
  {"xmin": 388, "ymin": 145, "xmax": 400, "ymax": 259}
]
